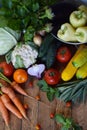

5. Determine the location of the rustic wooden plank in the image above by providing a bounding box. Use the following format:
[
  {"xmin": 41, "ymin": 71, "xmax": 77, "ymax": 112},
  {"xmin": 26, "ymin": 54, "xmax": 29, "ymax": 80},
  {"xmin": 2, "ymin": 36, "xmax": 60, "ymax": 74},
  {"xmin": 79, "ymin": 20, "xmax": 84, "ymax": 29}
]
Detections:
[
  {"xmin": 8, "ymin": 113, "xmax": 22, "ymax": 130},
  {"xmin": 0, "ymin": 113, "xmax": 5, "ymax": 130},
  {"xmin": 25, "ymin": 78, "xmax": 40, "ymax": 98},
  {"xmin": 38, "ymin": 101, "xmax": 56, "ymax": 130},
  {"xmin": 22, "ymin": 96, "xmax": 38, "ymax": 130},
  {"xmin": 0, "ymin": 76, "xmax": 87, "ymax": 130},
  {"xmin": 72, "ymin": 102, "xmax": 87, "ymax": 130}
]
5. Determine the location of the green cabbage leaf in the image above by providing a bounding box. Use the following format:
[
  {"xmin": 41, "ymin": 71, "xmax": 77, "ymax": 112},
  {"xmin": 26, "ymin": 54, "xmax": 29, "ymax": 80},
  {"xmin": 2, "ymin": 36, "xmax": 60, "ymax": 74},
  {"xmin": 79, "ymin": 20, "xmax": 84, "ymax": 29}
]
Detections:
[{"xmin": 0, "ymin": 27, "xmax": 20, "ymax": 55}]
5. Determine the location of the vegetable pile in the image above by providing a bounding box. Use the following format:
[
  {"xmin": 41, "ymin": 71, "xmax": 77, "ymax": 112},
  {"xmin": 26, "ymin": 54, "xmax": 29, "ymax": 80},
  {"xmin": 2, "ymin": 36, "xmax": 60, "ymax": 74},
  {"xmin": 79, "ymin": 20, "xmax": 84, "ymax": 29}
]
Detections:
[
  {"xmin": 57, "ymin": 4, "xmax": 87, "ymax": 43},
  {"xmin": 0, "ymin": 0, "xmax": 87, "ymax": 129},
  {"xmin": 0, "ymin": 0, "xmax": 54, "ymax": 68},
  {"xmin": 37, "ymin": 44, "xmax": 87, "ymax": 103}
]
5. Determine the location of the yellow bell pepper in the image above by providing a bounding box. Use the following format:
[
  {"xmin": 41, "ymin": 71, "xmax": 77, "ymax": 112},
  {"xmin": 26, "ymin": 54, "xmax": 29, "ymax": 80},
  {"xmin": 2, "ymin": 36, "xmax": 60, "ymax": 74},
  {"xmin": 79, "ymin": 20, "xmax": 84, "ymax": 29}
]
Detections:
[
  {"xmin": 75, "ymin": 26, "xmax": 87, "ymax": 43},
  {"xmin": 78, "ymin": 5, "xmax": 87, "ymax": 14},
  {"xmin": 57, "ymin": 23, "xmax": 76, "ymax": 42},
  {"xmin": 69, "ymin": 10, "xmax": 87, "ymax": 28}
]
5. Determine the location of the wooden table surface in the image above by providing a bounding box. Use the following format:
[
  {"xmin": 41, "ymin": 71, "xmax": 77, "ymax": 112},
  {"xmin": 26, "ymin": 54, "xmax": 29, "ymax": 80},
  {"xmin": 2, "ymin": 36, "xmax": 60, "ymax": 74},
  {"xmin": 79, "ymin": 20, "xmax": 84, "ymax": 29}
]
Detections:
[{"xmin": 0, "ymin": 78, "xmax": 87, "ymax": 130}]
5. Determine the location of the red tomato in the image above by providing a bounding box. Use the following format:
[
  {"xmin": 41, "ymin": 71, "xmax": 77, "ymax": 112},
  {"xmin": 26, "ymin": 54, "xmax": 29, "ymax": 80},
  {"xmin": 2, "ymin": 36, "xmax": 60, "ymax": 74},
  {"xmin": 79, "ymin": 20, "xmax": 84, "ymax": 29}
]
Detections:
[
  {"xmin": 44, "ymin": 68, "xmax": 60, "ymax": 85},
  {"xmin": 56, "ymin": 46, "xmax": 71, "ymax": 63},
  {"xmin": 50, "ymin": 113, "xmax": 54, "ymax": 119},
  {"xmin": 66, "ymin": 101, "xmax": 72, "ymax": 107},
  {"xmin": 35, "ymin": 124, "xmax": 41, "ymax": 130},
  {"xmin": 0, "ymin": 61, "xmax": 14, "ymax": 76}
]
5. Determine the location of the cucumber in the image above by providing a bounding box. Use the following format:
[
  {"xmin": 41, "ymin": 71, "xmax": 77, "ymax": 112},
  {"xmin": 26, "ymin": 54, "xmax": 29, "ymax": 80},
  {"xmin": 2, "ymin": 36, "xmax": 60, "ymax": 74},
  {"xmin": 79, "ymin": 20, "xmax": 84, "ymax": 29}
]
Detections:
[
  {"xmin": 46, "ymin": 42, "xmax": 58, "ymax": 68},
  {"xmin": 38, "ymin": 34, "xmax": 54, "ymax": 58}
]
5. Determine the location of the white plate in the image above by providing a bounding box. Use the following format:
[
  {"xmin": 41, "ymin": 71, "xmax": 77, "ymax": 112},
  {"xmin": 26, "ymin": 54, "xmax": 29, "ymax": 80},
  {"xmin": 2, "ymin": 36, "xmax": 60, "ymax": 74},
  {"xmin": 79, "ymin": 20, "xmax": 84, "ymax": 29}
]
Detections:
[{"xmin": 51, "ymin": 33, "xmax": 87, "ymax": 45}]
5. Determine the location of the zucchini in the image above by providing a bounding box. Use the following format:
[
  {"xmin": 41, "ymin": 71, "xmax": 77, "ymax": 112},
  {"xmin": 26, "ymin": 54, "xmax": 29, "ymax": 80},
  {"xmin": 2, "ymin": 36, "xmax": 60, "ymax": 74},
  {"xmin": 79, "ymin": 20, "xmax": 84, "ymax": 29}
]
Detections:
[
  {"xmin": 72, "ymin": 46, "xmax": 87, "ymax": 68},
  {"xmin": 76, "ymin": 61, "xmax": 87, "ymax": 79},
  {"xmin": 61, "ymin": 45, "xmax": 85, "ymax": 81}
]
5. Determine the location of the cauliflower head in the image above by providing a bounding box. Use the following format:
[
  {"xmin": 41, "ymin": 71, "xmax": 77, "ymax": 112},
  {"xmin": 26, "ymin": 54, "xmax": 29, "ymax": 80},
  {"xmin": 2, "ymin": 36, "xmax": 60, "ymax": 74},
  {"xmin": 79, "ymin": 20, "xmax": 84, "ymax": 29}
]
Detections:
[{"xmin": 11, "ymin": 44, "xmax": 38, "ymax": 68}]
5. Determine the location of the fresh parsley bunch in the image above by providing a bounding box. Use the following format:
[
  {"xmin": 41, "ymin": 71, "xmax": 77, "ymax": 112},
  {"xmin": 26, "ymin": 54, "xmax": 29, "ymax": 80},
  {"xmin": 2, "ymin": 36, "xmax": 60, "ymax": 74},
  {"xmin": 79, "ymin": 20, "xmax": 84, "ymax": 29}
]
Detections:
[{"xmin": 0, "ymin": 0, "xmax": 55, "ymax": 42}]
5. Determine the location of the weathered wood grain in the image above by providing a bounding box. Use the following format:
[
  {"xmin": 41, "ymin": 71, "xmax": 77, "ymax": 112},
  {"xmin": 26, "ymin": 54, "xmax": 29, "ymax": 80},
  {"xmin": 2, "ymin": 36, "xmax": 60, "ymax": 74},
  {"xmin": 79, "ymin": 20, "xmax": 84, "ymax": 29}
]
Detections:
[{"xmin": 0, "ymin": 78, "xmax": 86, "ymax": 130}]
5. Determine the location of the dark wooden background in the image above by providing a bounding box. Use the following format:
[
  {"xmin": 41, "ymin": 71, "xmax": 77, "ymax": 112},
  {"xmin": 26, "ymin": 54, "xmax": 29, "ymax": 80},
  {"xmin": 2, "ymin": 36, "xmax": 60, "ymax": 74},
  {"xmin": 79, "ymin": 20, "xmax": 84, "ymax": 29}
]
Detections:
[{"xmin": 0, "ymin": 78, "xmax": 87, "ymax": 130}]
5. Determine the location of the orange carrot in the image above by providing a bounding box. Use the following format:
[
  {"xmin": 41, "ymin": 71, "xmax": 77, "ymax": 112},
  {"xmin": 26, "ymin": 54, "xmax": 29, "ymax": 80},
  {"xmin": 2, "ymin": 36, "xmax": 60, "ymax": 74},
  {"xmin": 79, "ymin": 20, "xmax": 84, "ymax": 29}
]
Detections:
[
  {"xmin": 1, "ymin": 94, "xmax": 22, "ymax": 119},
  {"xmin": 0, "ymin": 97, "xmax": 10, "ymax": 127},
  {"xmin": 0, "ymin": 78, "xmax": 29, "ymax": 97},
  {"xmin": 1, "ymin": 85, "xmax": 27, "ymax": 119},
  {"xmin": 11, "ymin": 81, "xmax": 29, "ymax": 97},
  {"xmin": 12, "ymin": 96, "xmax": 27, "ymax": 119}
]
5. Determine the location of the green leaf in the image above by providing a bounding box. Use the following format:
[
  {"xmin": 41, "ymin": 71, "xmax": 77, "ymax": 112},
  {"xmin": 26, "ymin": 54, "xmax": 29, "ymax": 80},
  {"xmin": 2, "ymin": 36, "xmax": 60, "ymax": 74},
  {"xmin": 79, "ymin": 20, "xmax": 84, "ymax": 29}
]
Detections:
[
  {"xmin": 54, "ymin": 88, "xmax": 60, "ymax": 98},
  {"xmin": 61, "ymin": 126, "xmax": 69, "ymax": 130},
  {"xmin": 65, "ymin": 118, "xmax": 72, "ymax": 128},
  {"xmin": 1, "ymin": 0, "xmax": 13, "ymax": 9},
  {"xmin": 47, "ymin": 87, "xmax": 56, "ymax": 101},
  {"xmin": 15, "ymin": 55, "xmax": 25, "ymax": 68},
  {"xmin": 0, "ymin": 6, "xmax": 13, "ymax": 17},
  {"xmin": 37, "ymin": 80, "xmax": 49, "ymax": 92},
  {"xmin": 47, "ymin": 90, "xmax": 55, "ymax": 101},
  {"xmin": 55, "ymin": 114, "xmax": 66, "ymax": 125},
  {"xmin": 24, "ymin": 26, "xmax": 35, "ymax": 42},
  {"xmin": 0, "ymin": 15, "xmax": 8, "ymax": 27},
  {"xmin": 73, "ymin": 124, "xmax": 83, "ymax": 130},
  {"xmin": 5, "ymin": 50, "xmax": 13, "ymax": 63},
  {"xmin": 32, "ymin": 3, "xmax": 39, "ymax": 12}
]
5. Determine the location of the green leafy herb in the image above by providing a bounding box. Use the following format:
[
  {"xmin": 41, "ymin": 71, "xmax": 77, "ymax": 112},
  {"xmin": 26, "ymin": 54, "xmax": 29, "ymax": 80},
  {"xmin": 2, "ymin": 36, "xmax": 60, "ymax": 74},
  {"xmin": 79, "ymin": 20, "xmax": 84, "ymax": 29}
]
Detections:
[
  {"xmin": 0, "ymin": 0, "xmax": 56, "ymax": 42},
  {"xmin": 37, "ymin": 79, "xmax": 60, "ymax": 101},
  {"xmin": 37, "ymin": 79, "xmax": 49, "ymax": 92},
  {"xmin": 37, "ymin": 78, "xmax": 87, "ymax": 103},
  {"xmin": 54, "ymin": 114, "xmax": 83, "ymax": 130},
  {"xmin": 55, "ymin": 114, "xmax": 66, "ymax": 125}
]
